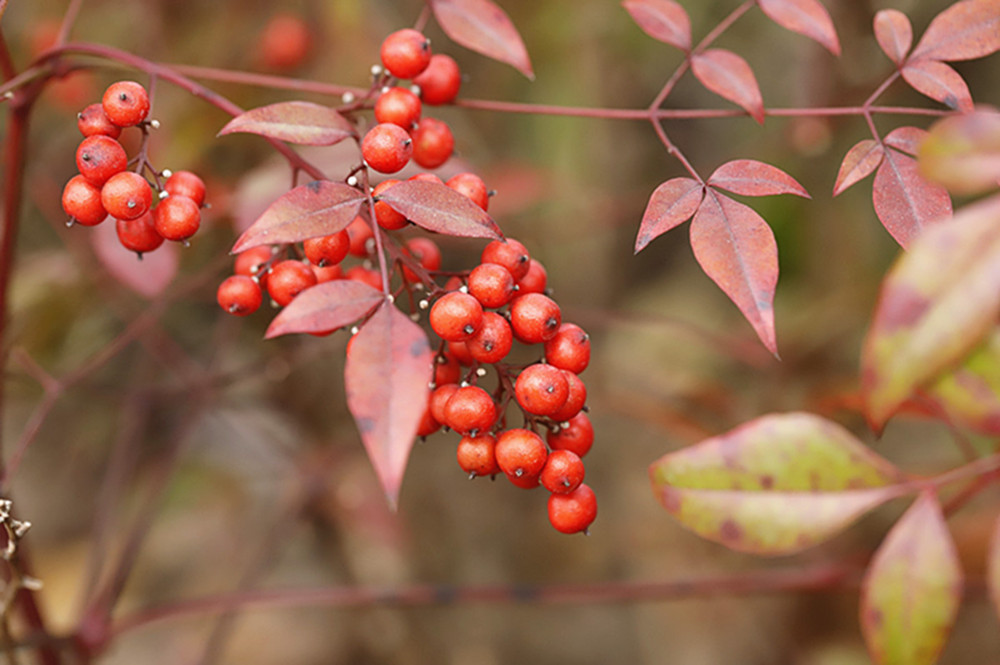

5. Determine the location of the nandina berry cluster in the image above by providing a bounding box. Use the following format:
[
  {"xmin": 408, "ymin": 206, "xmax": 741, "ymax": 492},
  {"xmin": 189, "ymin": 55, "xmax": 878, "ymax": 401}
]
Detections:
[{"xmin": 60, "ymin": 80, "xmax": 206, "ymax": 255}]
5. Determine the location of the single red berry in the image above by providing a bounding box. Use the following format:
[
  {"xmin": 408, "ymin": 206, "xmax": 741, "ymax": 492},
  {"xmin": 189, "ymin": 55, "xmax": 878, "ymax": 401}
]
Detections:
[
  {"xmin": 101, "ymin": 171, "xmax": 152, "ymax": 221},
  {"xmin": 447, "ymin": 340, "xmax": 475, "ymax": 366},
  {"xmin": 153, "ymin": 195, "xmax": 201, "ymax": 241},
  {"xmin": 62, "ymin": 175, "xmax": 108, "ymax": 226},
  {"xmin": 402, "ymin": 237, "xmax": 442, "ymax": 282},
  {"xmin": 547, "ymin": 483, "xmax": 597, "ymax": 534},
  {"xmin": 235, "ymin": 246, "xmax": 273, "ymax": 287},
  {"xmin": 77, "ymin": 103, "xmax": 121, "ymax": 139},
  {"xmin": 408, "ymin": 172, "xmax": 443, "ymax": 185},
  {"xmin": 444, "ymin": 385, "xmax": 496, "ymax": 435},
  {"xmin": 375, "ymin": 87, "xmax": 422, "ymax": 129},
  {"xmin": 268, "ymin": 260, "xmax": 318, "ymax": 306},
  {"xmin": 540, "ymin": 450, "xmax": 585, "ymax": 495},
  {"xmin": 510, "ymin": 293, "xmax": 562, "ymax": 344},
  {"xmin": 372, "ymin": 179, "xmax": 408, "ymax": 230},
  {"xmin": 102, "ymin": 81, "xmax": 150, "ymax": 127},
  {"xmin": 344, "ymin": 265, "xmax": 384, "ymax": 291},
  {"xmin": 76, "ymin": 135, "xmax": 127, "ymax": 187},
  {"xmin": 416, "ymin": 400, "xmax": 441, "ymax": 437},
  {"xmin": 468, "ymin": 262, "xmax": 516, "ymax": 308},
  {"xmin": 515, "ymin": 363, "xmax": 570, "ymax": 416},
  {"xmin": 362, "ymin": 123, "xmax": 412, "ymax": 174},
  {"xmin": 410, "ymin": 117, "xmax": 454, "ymax": 169},
  {"xmin": 549, "ymin": 370, "xmax": 587, "ymax": 423},
  {"xmin": 303, "ymin": 230, "xmax": 350, "ymax": 267},
  {"xmin": 434, "ymin": 353, "xmax": 461, "ymax": 386},
  {"xmin": 380, "ymin": 28, "xmax": 432, "ymax": 79},
  {"xmin": 481, "ymin": 239, "xmax": 530, "ymax": 281},
  {"xmin": 467, "ymin": 311, "xmax": 513, "ymax": 364},
  {"xmin": 429, "ymin": 291, "xmax": 483, "ymax": 342},
  {"xmin": 456, "ymin": 434, "xmax": 500, "ymax": 478},
  {"xmin": 346, "ymin": 216, "xmax": 374, "ymax": 257},
  {"xmin": 312, "ymin": 263, "xmax": 344, "ymax": 283},
  {"xmin": 413, "ymin": 53, "xmax": 461, "ymax": 105},
  {"xmin": 446, "ymin": 172, "xmax": 489, "ymax": 211},
  {"xmin": 259, "ymin": 13, "xmax": 312, "ymax": 70},
  {"xmin": 544, "ymin": 323, "xmax": 590, "ymax": 374},
  {"xmin": 547, "ymin": 413, "xmax": 594, "ymax": 458},
  {"xmin": 115, "ymin": 211, "xmax": 163, "ymax": 255},
  {"xmin": 429, "ymin": 383, "xmax": 460, "ymax": 425},
  {"xmin": 495, "ymin": 428, "xmax": 548, "ymax": 481},
  {"xmin": 517, "ymin": 258, "xmax": 547, "ymax": 295},
  {"xmin": 164, "ymin": 170, "xmax": 207, "ymax": 207},
  {"xmin": 217, "ymin": 275, "xmax": 263, "ymax": 316}
]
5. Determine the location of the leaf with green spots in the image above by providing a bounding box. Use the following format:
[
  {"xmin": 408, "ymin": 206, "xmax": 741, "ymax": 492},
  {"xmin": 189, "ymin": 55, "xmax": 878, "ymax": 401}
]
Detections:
[
  {"xmin": 923, "ymin": 327, "xmax": 1000, "ymax": 435},
  {"xmin": 860, "ymin": 492, "xmax": 963, "ymax": 665},
  {"xmin": 649, "ymin": 412, "xmax": 907, "ymax": 555},
  {"xmin": 920, "ymin": 110, "xmax": 1000, "ymax": 195}
]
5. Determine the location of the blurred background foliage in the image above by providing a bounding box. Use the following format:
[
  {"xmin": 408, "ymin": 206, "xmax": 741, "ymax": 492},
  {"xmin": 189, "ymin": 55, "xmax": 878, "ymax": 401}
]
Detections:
[{"xmin": 1, "ymin": 0, "xmax": 999, "ymax": 663}]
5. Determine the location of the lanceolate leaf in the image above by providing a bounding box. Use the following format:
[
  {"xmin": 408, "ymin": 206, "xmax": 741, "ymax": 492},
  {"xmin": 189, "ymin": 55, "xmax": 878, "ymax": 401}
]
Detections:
[
  {"xmin": 634, "ymin": 177, "xmax": 703, "ymax": 252},
  {"xmin": 218, "ymin": 101, "xmax": 355, "ymax": 146},
  {"xmin": 232, "ymin": 181, "xmax": 365, "ymax": 253},
  {"xmin": 429, "ymin": 0, "xmax": 534, "ymax": 79},
  {"xmin": 690, "ymin": 191, "xmax": 779, "ymax": 355},
  {"xmin": 862, "ymin": 194, "xmax": 1000, "ymax": 429},
  {"xmin": 874, "ymin": 9, "xmax": 913, "ymax": 65},
  {"xmin": 265, "ymin": 280, "xmax": 385, "ymax": 339},
  {"xmin": 925, "ymin": 328, "xmax": 1000, "ymax": 435},
  {"xmin": 690, "ymin": 49, "xmax": 765, "ymax": 124},
  {"xmin": 707, "ymin": 159, "xmax": 810, "ymax": 198},
  {"xmin": 344, "ymin": 302, "xmax": 434, "ymax": 509},
  {"xmin": 649, "ymin": 412, "xmax": 906, "ymax": 555},
  {"xmin": 902, "ymin": 59, "xmax": 974, "ymax": 112},
  {"xmin": 377, "ymin": 179, "xmax": 503, "ymax": 239},
  {"xmin": 872, "ymin": 148, "xmax": 952, "ymax": 248},
  {"xmin": 622, "ymin": 0, "xmax": 691, "ymax": 51},
  {"xmin": 860, "ymin": 492, "xmax": 963, "ymax": 665},
  {"xmin": 757, "ymin": 0, "xmax": 841, "ymax": 56},
  {"xmin": 911, "ymin": 0, "xmax": 1000, "ymax": 62},
  {"xmin": 989, "ymin": 515, "xmax": 1000, "ymax": 623},
  {"xmin": 833, "ymin": 139, "xmax": 885, "ymax": 196},
  {"xmin": 91, "ymin": 219, "xmax": 178, "ymax": 298},
  {"xmin": 884, "ymin": 126, "xmax": 928, "ymax": 157},
  {"xmin": 920, "ymin": 110, "xmax": 1000, "ymax": 194}
]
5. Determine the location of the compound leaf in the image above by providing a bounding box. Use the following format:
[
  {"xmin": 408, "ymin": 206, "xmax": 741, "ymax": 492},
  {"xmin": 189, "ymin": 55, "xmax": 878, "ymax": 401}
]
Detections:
[
  {"xmin": 266, "ymin": 280, "xmax": 385, "ymax": 339},
  {"xmin": 429, "ymin": 0, "xmax": 534, "ymax": 79},
  {"xmin": 833, "ymin": 139, "xmax": 885, "ymax": 196},
  {"xmin": 634, "ymin": 177, "xmax": 703, "ymax": 252},
  {"xmin": 911, "ymin": 0, "xmax": 1000, "ymax": 62},
  {"xmin": 758, "ymin": 0, "xmax": 840, "ymax": 56},
  {"xmin": 920, "ymin": 110, "xmax": 1000, "ymax": 195},
  {"xmin": 874, "ymin": 9, "xmax": 913, "ymax": 65},
  {"xmin": 691, "ymin": 49, "xmax": 765, "ymax": 124},
  {"xmin": 902, "ymin": 59, "xmax": 974, "ymax": 112},
  {"xmin": 623, "ymin": 0, "xmax": 691, "ymax": 51},
  {"xmin": 872, "ymin": 148, "xmax": 952, "ymax": 248},
  {"xmin": 378, "ymin": 179, "xmax": 503, "ymax": 239},
  {"xmin": 708, "ymin": 159, "xmax": 810, "ymax": 198},
  {"xmin": 218, "ymin": 101, "xmax": 355, "ymax": 146}
]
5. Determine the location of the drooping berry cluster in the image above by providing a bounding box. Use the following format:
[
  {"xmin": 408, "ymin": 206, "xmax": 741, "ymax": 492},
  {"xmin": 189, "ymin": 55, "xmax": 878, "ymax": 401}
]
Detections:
[{"xmin": 60, "ymin": 80, "xmax": 206, "ymax": 255}]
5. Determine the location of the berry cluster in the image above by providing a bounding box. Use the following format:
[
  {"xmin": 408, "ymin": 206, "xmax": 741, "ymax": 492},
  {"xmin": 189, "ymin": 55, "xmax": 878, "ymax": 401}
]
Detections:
[{"xmin": 60, "ymin": 80, "xmax": 206, "ymax": 255}]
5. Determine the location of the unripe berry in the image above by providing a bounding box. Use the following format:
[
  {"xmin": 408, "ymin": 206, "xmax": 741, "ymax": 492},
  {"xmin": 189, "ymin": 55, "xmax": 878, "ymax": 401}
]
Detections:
[
  {"xmin": 410, "ymin": 117, "xmax": 454, "ymax": 169},
  {"xmin": 62, "ymin": 175, "xmax": 108, "ymax": 226},
  {"xmin": 375, "ymin": 87, "xmax": 422, "ymax": 129},
  {"xmin": 540, "ymin": 450, "xmax": 585, "ymax": 494},
  {"xmin": 456, "ymin": 434, "xmax": 500, "ymax": 477},
  {"xmin": 544, "ymin": 323, "xmax": 590, "ymax": 374},
  {"xmin": 467, "ymin": 311, "xmax": 513, "ymax": 364},
  {"xmin": 446, "ymin": 172, "xmax": 489, "ymax": 211},
  {"xmin": 267, "ymin": 260, "xmax": 317, "ymax": 306},
  {"xmin": 515, "ymin": 363, "xmax": 569, "ymax": 416},
  {"xmin": 547, "ymin": 413, "xmax": 594, "ymax": 458},
  {"xmin": 413, "ymin": 54, "xmax": 462, "ymax": 105},
  {"xmin": 217, "ymin": 275, "xmax": 263, "ymax": 316},
  {"xmin": 102, "ymin": 80, "xmax": 150, "ymax": 127},
  {"xmin": 303, "ymin": 230, "xmax": 350, "ymax": 267},
  {"xmin": 76, "ymin": 135, "xmax": 127, "ymax": 187},
  {"xmin": 153, "ymin": 195, "xmax": 201, "ymax": 241},
  {"xmin": 481, "ymin": 239, "xmax": 530, "ymax": 281},
  {"xmin": 510, "ymin": 293, "xmax": 562, "ymax": 344},
  {"xmin": 164, "ymin": 170, "xmax": 207, "ymax": 207},
  {"xmin": 77, "ymin": 103, "xmax": 122, "ymax": 139},
  {"xmin": 362, "ymin": 123, "xmax": 413, "ymax": 174},
  {"xmin": 468, "ymin": 262, "xmax": 516, "ymax": 308},
  {"xmin": 495, "ymin": 428, "xmax": 548, "ymax": 481},
  {"xmin": 429, "ymin": 291, "xmax": 483, "ymax": 342},
  {"xmin": 547, "ymin": 483, "xmax": 597, "ymax": 534},
  {"xmin": 101, "ymin": 171, "xmax": 152, "ymax": 221},
  {"xmin": 380, "ymin": 28, "xmax": 432, "ymax": 79},
  {"xmin": 444, "ymin": 385, "xmax": 496, "ymax": 435},
  {"xmin": 115, "ymin": 211, "xmax": 163, "ymax": 255},
  {"xmin": 372, "ymin": 179, "xmax": 408, "ymax": 230}
]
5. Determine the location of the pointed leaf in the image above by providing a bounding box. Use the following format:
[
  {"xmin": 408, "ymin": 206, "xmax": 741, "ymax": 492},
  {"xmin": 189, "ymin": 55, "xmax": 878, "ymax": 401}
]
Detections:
[
  {"xmin": 924, "ymin": 328, "xmax": 1000, "ymax": 435},
  {"xmin": 690, "ymin": 191, "xmax": 779, "ymax": 355},
  {"xmin": 874, "ymin": 9, "xmax": 913, "ymax": 65},
  {"xmin": 862, "ymin": 194, "xmax": 1000, "ymax": 428},
  {"xmin": 232, "ymin": 181, "xmax": 366, "ymax": 253},
  {"xmin": 429, "ymin": 0, "xmax": 534, "ymax": 79},
  {"xmin": 623, "ymin": 0, "xmax": 691, "ymax": 51},
  {"xmin": 872, "ymin": 148, "xmax": 952, "ymax": 248},
  {"xmin": 377, "ymin": 179, "xmax": 503, "ymax": 239},
  {"xmin": 344, "ymin": 302, "xmax": 434, "ymax": 509},
  {"xmin": 758, "ymin": 0, "xmax": 841, "ymax": 56},
  {"xmin": 266, "ymin": 280, "xmax": 385, "ymax": 339},
  {"xmin": 884, "ymin": 126, "xmax": 928, "ymax": 157},
  {"xmin": 91, "ymin": 219, "xmax": 178, "ymax": 298},
  {"xmin": 708, "ymin": 159, "xmax": 810, "ymax": 197},
  {"xmin": 649, "ymin": 412, "xmax": 906, "ymax": 554},
  {"xmin": 902, "ymin": 59, "xmax": 974, "ymax": 112},
  {"xmin": 911, "ymin": 0, "xmax": 1000, "ymax": 62},
  {"xmin": 989, "ymin": 515, "xmax": 1000, "ymax": 623},
  {"xmin": 690, "ymin": 49, "xmax": 765, "ymax": 124},
  {"xmin": 920, "ymin": 110, "xmax": 1000, "ymax": 194},
  {"xmin": 634, "ymin": 177, "xmax": 703, "ymax": 252},
  {"xmin": 833, "ymin": 139, "xmax": 885, "ymax": 196},
  {"xmin": 218, "ymin": 101, "xmax": 355, "ymax": 146},
  {"xmin": 860, "ymin": 492, "xmax": 963, "ymax": 665}
]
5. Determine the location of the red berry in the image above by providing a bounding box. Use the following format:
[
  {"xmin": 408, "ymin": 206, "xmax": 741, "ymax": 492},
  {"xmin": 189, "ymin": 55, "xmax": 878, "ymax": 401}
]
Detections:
[
  {"xmin": 548, "ymin": 370, "xmax": 587, "ymax": 423},
  {"xmin": 312, "ymin": 263, "xmax": 344, "ymax": 283},
  {"xmin": 77, "ymin": 103, "xmax": 121, "ymax": 139},
  {"xmin": 434, "ymin": 353, "xmax": 461, "ymax": 386},
  {"xmin": 447, "ymin": 340, "xmax": 475, "ymax": 366},
  {"xmin": 346, "ymin": 216, "xmax": 374, "ymax": 257},
  {"xmin": 456, "ymin": 434, "xmax": 500, "ymax": 477},
  {"xmin": 62, "ymin": 174, "xmax": 107, "ymax": 226},
  {"xmin": 416, "ymin": 400, "xmax": 441, "ymax": 437},
  {"xmin": 267, "ymin": 260, "xmax": 317, "ymax": 306},
  {"xmin": 413, "ymin": 54, "xmax": 461, "ymax": 106},
  {"xmin": 516, "ymin": 258, "xmax": 547, "ymax": 295},
  {"xmin": 429, "ymin": 383, "xmax": 460, "ymax": 425},
  {"xmin": 217, "ymin": 275, "xmax": 263, "ymax": 316},
  {"xmin": 447, "ymin": 172, "xmax": 489, "ymax": 211},
  {"xmin": 101, "ymin": 171, "xmax": 152, "ymax": 221},
  {"xmin": 362, "ymin": 123, "xmax": 412, "ymax": 174},
  {"xmin": 115, "ymin": 211, "xmax": 163, "ymax": 255},
  {"xmin": 468, "ymin": 262, "xmax": 516, "ymax": 308},
  {"xmin": 510, "ymin": 293, "xmax": 562, "ymax": 344},
  {"xmin": 303, "ymin": 230, "xmax": 350, "ymax": 267},
  {"xmin": 76, "ymin": 135, "xmax": 127, "ymax": 187},
  {"xmin": 411, "ymin": 117, "xmax": 454, "ymax": 169},
  {"xmin": 540, "ymin": 450, "xmax": 585, "ymax": 494},
  {"xmin": 102, "ymin": 81, "xmax": 150, "ymax": 127},
  {"xmin": 402, "ymin": 237, "xmax": 442, "ymax": 282},
  {"xmin": 444, "ymin": 385, "xmax": 496, "ymax": 435},
  {"xmin": 372, "ymin": 179, "xmax": 408, "ymax": 230},
  {"xmin": 164, "ymin": 170, "xmax": 206, "ymax": 207},
  {"xmin": 380, "ymin": 29, "xmax": 432, "ymax": 79},
  {"xmin": 495, "ymin": 428, "xmax": 548, "ymax": 481},
  {"xmin": 235, "ymin": 246, "xmax": 273, "ymax": 285},
  {"xmin": 544, "ymin": 323, "xmax": 590, "ymax": 374},
  {"xmin": 547, "ymin": 413, "xmax": 594, "ymax": 458},
  {"xmin": 515, "ymin": 363, "xmax": 569, "ymax": 416},
  {"xmin": 344, "ymin": 265, "xmax": 384, "ymax": 291},
  {"xmin": 375, "ymin": 87, "xmax": 422, "ymax": 129},
  {"xmin": 467, "ymin": 311, "xmax": 513, "ymax": 364},
  {"xmin": 481, "ymin": 239, "xmax": 530, "ymax": 281},
  {"xmin": 259, "ymin": 13, "xmax": 312, "ymax": 70},
  {"xmin": 429, "ymin": 291, "xmax": 483, "ymax": 342},
  {"xmin": 153, "ymin": 195, "xmax": 201, "ymax": 241},
  {"xmin": 547, "ymin": 483, "xmax": 597, "ymax": 534}
]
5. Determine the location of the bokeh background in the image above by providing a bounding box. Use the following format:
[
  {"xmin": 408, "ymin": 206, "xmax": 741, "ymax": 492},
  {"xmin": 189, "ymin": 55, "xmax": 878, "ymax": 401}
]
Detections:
[{"xmin": 2, "ymin": 0, "xmax": 999, "ymax": 663}]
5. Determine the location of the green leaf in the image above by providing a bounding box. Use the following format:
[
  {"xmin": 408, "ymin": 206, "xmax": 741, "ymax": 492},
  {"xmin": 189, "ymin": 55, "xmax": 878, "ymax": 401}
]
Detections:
[
  {"xmin": 924, "ymin": 327, "xmax": 1000, "ymax": 435},
  {"xmin": 649, "ymin": 412, "xmax": 906, "ymax": 555},
  {"xmin": 860, "ymin": 492, "xmax": 963, "ymax": 665}
]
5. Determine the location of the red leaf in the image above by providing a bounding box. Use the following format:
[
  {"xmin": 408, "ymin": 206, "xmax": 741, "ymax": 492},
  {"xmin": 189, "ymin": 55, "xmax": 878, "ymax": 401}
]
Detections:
[
  {"xmin": 266, "ymin": 280, "xmax": 385, "ymax": 338},
  {"xmin": 344, "ymin": 302, "xmax": 434, "ymax": 509},
  {"xmin": 758, "ymin": 0, "xmax": 841, "ymax": 56},
  {"xmin": 690, "ymin": 49, "xmax": 765, "ymax": 124},
  {"xmin": 884, "ymin": 126, "xmax": 929, "ymax": 156},
  {"xmin": 873, "ymin": 148, "xmax": 952, "ymax": 248},
  {"xmin": 874, "ymin": 9, "xmax": 913, "ymax": 65},
  {"xmin": 622, "ymin": 0, "xmax": 691, "ymax": 51},
  {"xmin": 911, "ymin": 0, "xmax": 1000, "ymax": 62},
  {"xmin": 690, "ymin": 191, "xmax": 779, "ymax": 355},
  {"xmin": 377, "ymin": 179, "xmax": 503, "ymax": 239},
  {"xmin": 833, "ymin": 139, "xmax": 885, "ymax": 196},
  {"xmin": 91, "ymin": 220, "xmax": 178, "ymax": 298},
  {"xmin": 902, "ymin": 59, "xmax": 974, "ymax": 112},
  {"xmin": 634, "ymin": 177, "xmax": 703, "ymax": 252},
  {"xmin": 707, "ymin": 159, "xmax": 810, "ymax": 197},
  {"xmin": 218, "ymin": 101, "xmax": 355, "ymax": 146},
  {"xmin": 429, "ymin": 0, "xmax": 534, "ymax": 79},
  {"xmin": 232, "ymin": 181, "xmax": 366, "ymax": 253}
]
